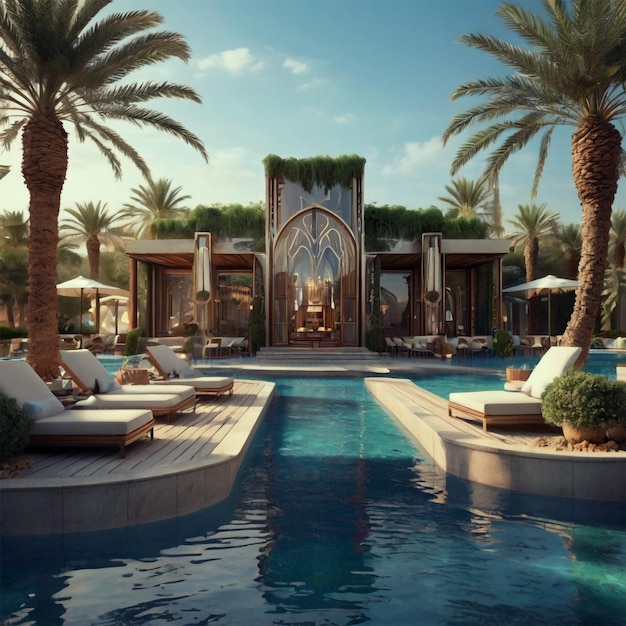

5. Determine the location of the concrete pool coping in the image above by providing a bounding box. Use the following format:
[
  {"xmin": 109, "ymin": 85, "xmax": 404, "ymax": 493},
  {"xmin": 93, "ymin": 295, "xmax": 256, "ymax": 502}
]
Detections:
[
  {"xmin": 0, "ymin": 379, "xmax": 275, "ymax": 536},
  {"xmin": 2, "ymin": 353, "xmax": 625, "ymax": 536},
  {"xmin": 365, "ymin": 377, "xmax": 626, "ymax": 503}
]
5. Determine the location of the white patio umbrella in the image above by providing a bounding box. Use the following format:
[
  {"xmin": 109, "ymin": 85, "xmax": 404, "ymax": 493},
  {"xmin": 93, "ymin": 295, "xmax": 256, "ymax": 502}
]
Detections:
[
  {"xmin": 503, "ymin": 274, "xmax": 579, "ymax": 336},
  {"xmin": 57, "ymin": 276, "xmax": 129, "ymax": 334}
]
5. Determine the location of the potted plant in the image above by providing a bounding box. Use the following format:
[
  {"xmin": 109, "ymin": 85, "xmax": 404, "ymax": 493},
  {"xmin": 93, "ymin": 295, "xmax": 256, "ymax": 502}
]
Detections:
[
  {"xmin": 542, "ymin": 371, "xmax": 626, "ymax": 444},
  {"xmin": 424, "ymin": 290, "xmax": 440, "ymax": 303},
  {"xmin": 493, "ymin": 329, "xmax": 513, "ymax": 357}
]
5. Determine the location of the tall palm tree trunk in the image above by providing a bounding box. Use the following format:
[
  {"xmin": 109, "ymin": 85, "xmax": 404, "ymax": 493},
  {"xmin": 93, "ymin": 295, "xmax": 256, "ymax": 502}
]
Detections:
[
  {"xmin": 525, "ymin": 237, "xmax": 541, "ymax": 333},
  {"xmin": 23, "ymin": 113, "xmax": 68, "ymax": 378},
  {"xmin": 86, "ymin": 236, "xmax": 100, "ymax": 280},
  {"xmin": 562, "ymin": 120, "xmax": 622, "ymax": 367}
]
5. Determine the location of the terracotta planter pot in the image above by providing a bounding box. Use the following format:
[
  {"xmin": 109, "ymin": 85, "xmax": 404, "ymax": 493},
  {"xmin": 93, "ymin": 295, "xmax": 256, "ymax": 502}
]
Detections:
[
  {"xmin": 506, "ymin": 367, "xmax": 531, "ymax": 383},
  {"xmin": 606, "ymin": 423, "xmax": 626, "ymax": 443},
  {"xmin": 562, "ymin": 422, "xmax": 607, "ymax": 444}
]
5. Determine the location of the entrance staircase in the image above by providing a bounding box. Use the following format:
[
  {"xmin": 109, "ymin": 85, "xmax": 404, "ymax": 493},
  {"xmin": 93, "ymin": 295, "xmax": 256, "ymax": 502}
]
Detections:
[{"xmin": 256, "ymin": 347, "xmax": 380, "ymax": 365}]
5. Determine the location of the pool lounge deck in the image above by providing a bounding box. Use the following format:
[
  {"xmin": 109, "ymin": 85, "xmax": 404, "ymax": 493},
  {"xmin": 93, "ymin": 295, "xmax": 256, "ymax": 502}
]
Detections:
[
  {"xmin": 366, "ymin": 377, "xmax": 626, "ymax": 503},
  {"xmin": 1, "ymin": 355, "xmax": 625, "ymax": 536},
  {"xmin": 0, "ymin": 379, "xmax": 275, "ymax": 536}
]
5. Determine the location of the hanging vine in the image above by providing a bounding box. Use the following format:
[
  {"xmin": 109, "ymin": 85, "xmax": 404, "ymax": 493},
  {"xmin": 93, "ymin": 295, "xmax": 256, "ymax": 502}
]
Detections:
[{"xmin": 263, "ymin": 154, "xmax": 366, "ymax": 192}]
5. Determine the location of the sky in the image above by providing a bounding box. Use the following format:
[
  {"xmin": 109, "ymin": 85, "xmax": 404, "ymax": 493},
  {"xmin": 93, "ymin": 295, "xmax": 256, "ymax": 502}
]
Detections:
[{"xmin": 1, "ymin": 0, "xmax": 625, "ymax": 230}]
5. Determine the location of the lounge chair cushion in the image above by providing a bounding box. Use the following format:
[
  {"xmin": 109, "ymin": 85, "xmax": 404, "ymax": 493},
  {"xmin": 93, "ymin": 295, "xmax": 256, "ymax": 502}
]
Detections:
[
  {"xmin": 519, "ymin": 346, "xmax": 581, "ymax": 398},
  {"xmin": 76, "ymin": 392, "xmax": 190, "ymax": 411},
  {"xmin": 61, "ymin": 350, "xmax": 194, "ymax": 400},
  {"xmin": 175, "ymin": 363, "xmax": 199, "ymax": 378},
  {"xmin": 449, "ymin": 390, "xmax": 543, "ymax": 416},
  {"xmin": 31, "ymin": 408, "xmax": 153, "ymax": 437},
  {"xmin": 22, "ymin": 396, "xmax": 64, "ymax": 420},
  {"xmin": 95, "ymin": 374, "xmax": 122, "ymax": 393}
]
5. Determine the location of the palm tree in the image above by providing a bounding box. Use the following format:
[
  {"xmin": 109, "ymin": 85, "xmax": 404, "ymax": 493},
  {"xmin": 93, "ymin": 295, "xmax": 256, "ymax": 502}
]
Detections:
[
  {"xmin": 0, "ymin": 1, "xmax": 207, "ymax": 378},
  {"xmin": 437, "ymin": 177, "xmax": 492, "ymax": 220},
  {"xmin": 507, "ymin": 204, "xmax": 558, "ymax": 282},
  {"xmin": 609, "ymin": 209, "xmax": 626, "ymax": 270},
  {"xmin": 442, "ymin": 0, "xmax": 626, "ymax": 366},
  {"xmin": 60, "ymin": 201, "xmax": 126, "ymax": 280},
  {"xmin": 551, "ymin": 223, "xmax": 582, "ymax": 280},
  {"xmin": 121, "ymin": 177, "xmax": 191, "ymax": 239},
  {"xmin": 0, "ymin": 210, "xmax": 29, "ymax": 248},
  {"xmin": 602, "ymin": 209, "xmax": 626, "ymax": 329}
]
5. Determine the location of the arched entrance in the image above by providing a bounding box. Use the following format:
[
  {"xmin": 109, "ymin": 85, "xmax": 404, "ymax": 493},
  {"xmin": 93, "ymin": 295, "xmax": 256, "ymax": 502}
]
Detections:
[{"xmin": 272, "ymin": 207, "xmax": 358, "ymax": 346}]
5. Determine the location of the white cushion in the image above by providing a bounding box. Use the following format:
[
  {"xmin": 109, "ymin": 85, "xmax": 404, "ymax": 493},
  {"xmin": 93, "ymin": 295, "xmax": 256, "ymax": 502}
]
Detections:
[
  {"xmin": 31, "ymin": 408, "xmax": 153, "ymax": 436},
  {"xmin": 76, "ymin": 392, "xmax": 188, "ymax": 411},
  {"xmin": 152, "ymin": 376, "xmax": 233, "ymax": 391},
  {"xmin": 62, "ymin": 349, "xmax": 117, "ymax": 392},
  {"xmin": 449, "ymin": 390, "xmax": 542, "ymax": 416},
  {"xmin": 520, "ymin": 346, "xmax": 582, "ymax": 398},
  {"xmin": 176, "ymin": 363, "xmax": 199, "ymax": 378}
]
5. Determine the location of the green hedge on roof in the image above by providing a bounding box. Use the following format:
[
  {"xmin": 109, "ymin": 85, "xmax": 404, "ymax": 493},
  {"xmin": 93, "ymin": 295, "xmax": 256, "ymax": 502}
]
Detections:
[{"xmin": 263, "ymin": 154, "xmax": 366, "ymax": 192}]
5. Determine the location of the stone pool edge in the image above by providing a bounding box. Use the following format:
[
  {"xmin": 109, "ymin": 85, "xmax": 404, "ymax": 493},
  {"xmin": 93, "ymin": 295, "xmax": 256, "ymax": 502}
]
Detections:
[{"xmin": 365, "ymin": 377, "xmax": 626, "ymax": 503}]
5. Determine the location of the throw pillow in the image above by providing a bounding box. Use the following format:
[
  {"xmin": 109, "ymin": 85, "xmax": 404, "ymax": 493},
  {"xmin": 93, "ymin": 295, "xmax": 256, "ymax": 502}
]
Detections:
[{"xmin": 22, "ymin": 396, "xmax": 64, "ymax": 420}]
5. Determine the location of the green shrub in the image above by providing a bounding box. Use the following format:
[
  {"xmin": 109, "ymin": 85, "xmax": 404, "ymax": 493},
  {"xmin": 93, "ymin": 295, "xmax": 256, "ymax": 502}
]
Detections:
[
  {"xmin": 542, "ymin": 371, "xmax": 626, "ymax": 429},
  {"xmin": 124, "ymin": 328, "xmax": 142, "ymax": 356},
  {"xmin": 0, "ymin": 326, "xmax": 27, "ymax": 340},
  {"xmin": 0, "ymin": 395, "xmax": 32, "ymax": 462},
  {"xmin": 493, "ymin": 329, "xmax": 512, "ymax": 356}
]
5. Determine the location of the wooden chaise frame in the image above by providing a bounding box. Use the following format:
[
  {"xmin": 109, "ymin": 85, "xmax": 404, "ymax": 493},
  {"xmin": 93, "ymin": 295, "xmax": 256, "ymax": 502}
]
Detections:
[
  {"xmin": 146, "ymin": 348, "xmax": 234, "ymax": 397},
  {"xmin": 30, "ymin": 421, "xmax": 155, "ymax": 458},
  {"xmin": 447, "ymin": 401, "xmax": 545, "ymax": 432},
  {"xmin": 61, "ymin": 359, "xmax": 197, "ymax": 423}
]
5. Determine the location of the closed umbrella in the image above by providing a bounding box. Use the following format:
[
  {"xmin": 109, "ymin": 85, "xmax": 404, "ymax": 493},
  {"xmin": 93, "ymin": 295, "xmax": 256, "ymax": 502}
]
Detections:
[
  {"xmin": 503, "ymin": 275, "xmax": 579, "ymax": 336},
  {"xmin": 57, "ymin": 276, "xmax": 129, "ymax": 334},
  {"xmin": 195, "ymin": 246, "xmax": 211, "ymax": 330}
]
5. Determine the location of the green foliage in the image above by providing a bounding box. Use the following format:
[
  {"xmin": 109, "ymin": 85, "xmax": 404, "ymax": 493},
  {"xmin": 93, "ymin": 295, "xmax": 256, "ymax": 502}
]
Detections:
[
  {"xmin": 542, "ymin": 371, "xmax": 626, "ymax": 429},
  {"xmin": 493, "ymin": 329, "xmax": 513, "ymax": 356},
  {"xmin": 124, "ymin": 328, "xmax": 143, "ymax": 356},
  {"xmin": 0, "ymin": 326, "xmax": 27, "ymax": 340},
  {"xmin": 0, "ymin": 395, "xmax": 32, "ymax": 462},
  {"xmin": 366, "ymin": 257, "xmax": 383, "ymax": 352},
  {"xmin": 263, "ymin": 154, "xmax": 366, "ymax": 192},
  {"xmin": 249, "ymin": 295, "xmax": 265, "ymax": 354}
]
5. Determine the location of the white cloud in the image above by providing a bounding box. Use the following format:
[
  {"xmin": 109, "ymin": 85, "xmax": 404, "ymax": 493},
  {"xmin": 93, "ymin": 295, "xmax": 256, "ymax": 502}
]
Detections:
[
  {"xmin": 381, "ymin": 138, "xmax": 445, "ymax": 176},
  {"xmin": 333, "ymin": 113, "xmax": 355, "ymax": 125},
  {"xmin": 197, "ymin": 48, "xmax": 263, "ymax": 75},
  {"xmin": 298, "ymin": 77, "xmax": 326, "ymax": 91},
  {"xmin": 283, "ymin": 57, "xmax": 308, "ymax": 74}
]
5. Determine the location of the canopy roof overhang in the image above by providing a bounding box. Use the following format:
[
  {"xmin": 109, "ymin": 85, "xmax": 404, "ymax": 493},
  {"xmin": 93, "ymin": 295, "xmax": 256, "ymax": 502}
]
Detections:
[
  {"xmin": 375, "ymin": 238, "xmax": 514, "ymax": 270},
  {"xmin": 127, "ymin": 237, "xmax": 513, "ymax": 272},
  {"xmin": 126, "ymin": 239, "xmax": 256, "ymax": 272}
]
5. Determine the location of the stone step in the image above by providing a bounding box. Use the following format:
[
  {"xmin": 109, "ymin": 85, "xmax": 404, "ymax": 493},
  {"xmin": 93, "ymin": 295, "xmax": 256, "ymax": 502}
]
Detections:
[{"xmin": 256, "ymin": 347, "xmax": 380, "ymax": 363}]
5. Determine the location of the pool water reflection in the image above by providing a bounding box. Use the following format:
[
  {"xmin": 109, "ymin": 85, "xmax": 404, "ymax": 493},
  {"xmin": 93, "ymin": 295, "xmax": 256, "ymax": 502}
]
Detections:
[{"xmin": 1, "ymin": 375, "xmax": 625, "ymax": 625}]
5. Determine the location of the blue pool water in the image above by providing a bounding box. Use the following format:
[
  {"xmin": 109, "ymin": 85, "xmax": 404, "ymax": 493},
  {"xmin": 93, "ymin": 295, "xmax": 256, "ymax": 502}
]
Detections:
[{"xmin": 1, "ymin": 375, "xmax": 625, "ymax": 625}]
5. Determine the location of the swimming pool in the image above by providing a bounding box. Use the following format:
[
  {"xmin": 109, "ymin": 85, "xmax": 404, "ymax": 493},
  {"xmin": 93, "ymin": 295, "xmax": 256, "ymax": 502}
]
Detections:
[{"xmin": 1, "ymin": 375, "xmax": 624, "ymax": 625}]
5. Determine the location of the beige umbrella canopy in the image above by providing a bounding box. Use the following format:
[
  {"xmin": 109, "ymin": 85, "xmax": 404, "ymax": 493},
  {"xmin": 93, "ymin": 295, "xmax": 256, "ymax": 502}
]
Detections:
[
  {"xmin": 503, "ymin": 275, "xmax": 579, "ymax": 336},
  {"xmin": 57, "ymin": 276, "xmax": 129, "ymax": 334}
]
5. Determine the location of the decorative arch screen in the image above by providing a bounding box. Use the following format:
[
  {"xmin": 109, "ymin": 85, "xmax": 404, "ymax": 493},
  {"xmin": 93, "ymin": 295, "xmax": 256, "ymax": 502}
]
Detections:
[{"xmin": 273, "ymin": 208, "xmax": 357, "ymax": 345}]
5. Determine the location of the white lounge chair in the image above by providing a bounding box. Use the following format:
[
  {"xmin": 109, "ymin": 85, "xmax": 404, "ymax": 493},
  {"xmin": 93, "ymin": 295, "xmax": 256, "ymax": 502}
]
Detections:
[
  {"xmin": 0, "ymin": 360, "xmax": 155, "ymax": 457},
  {"xmin": 61, "ymin": 349, "xmax": 196, "ymax": 423},
  {"xmin": 448, "ymin": 346, "xmax": 582, "ymax": 431},
  {"xmin": 146, "ymin": 344, "xmax": 234, "ymax": 397}
]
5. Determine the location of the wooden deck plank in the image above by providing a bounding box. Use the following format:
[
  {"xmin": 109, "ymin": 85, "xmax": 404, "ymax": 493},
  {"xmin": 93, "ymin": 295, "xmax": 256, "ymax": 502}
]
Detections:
[{"xmin": 10, "ymin": 380, "xmax": 267, "ymax": 481}]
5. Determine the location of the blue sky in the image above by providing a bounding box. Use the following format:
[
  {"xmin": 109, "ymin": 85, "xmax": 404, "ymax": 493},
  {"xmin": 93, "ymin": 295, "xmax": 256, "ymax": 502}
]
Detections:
[{"xmin": 1, "ymin": 0, "xmax": 625, "ymax": 229}]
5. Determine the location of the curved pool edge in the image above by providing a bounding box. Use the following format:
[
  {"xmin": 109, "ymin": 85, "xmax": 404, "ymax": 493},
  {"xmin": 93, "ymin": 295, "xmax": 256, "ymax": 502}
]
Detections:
[
  {"xmin": 365, "ymin": 377, "xmax": 626, "ymax": 503},
  {"xmin": 0, "ymin": 380, "xmax": 275, "ymax": 536}
]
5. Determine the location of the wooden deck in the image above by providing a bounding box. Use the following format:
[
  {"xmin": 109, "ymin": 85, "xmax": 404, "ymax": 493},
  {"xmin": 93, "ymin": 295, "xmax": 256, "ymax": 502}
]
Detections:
[{"xmin": 0, "ymin": 379, "xmax": 275, "ymax": 535}]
